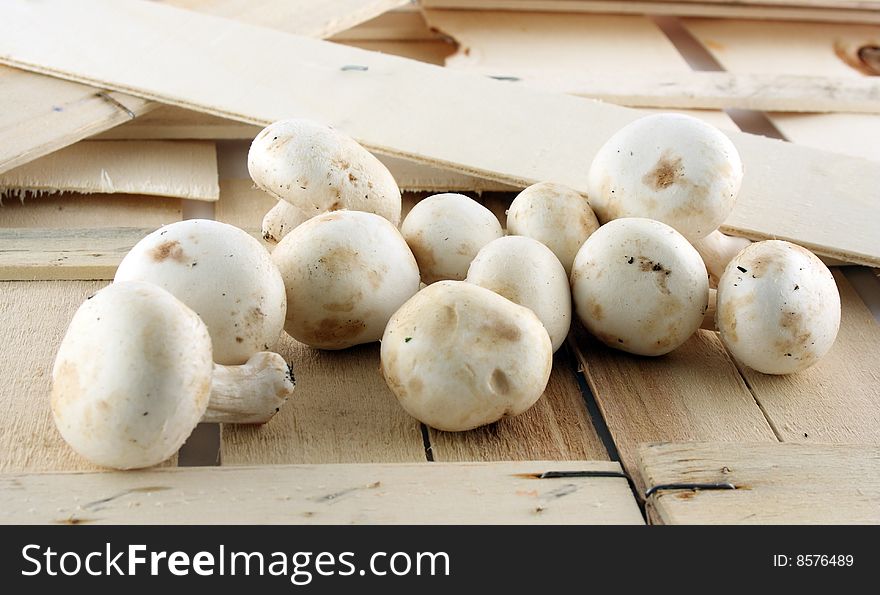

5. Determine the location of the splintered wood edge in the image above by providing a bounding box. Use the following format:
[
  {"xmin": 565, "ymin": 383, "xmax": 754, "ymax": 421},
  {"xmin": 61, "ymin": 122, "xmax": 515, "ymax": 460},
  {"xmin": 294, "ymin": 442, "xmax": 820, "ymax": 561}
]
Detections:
[
  {"xmin": 0, "ymin": 460, "xmax": 644, "ymax": 525},
  {"xmin": 637, "ymin": 442, "xmax": 880, "ymax": 525}
]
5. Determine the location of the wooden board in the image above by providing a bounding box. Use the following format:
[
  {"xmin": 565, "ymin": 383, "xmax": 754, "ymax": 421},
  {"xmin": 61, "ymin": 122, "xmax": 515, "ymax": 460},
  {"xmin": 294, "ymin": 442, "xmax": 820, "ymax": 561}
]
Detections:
[
  {"xmin": 2, "ymin": 1, "xmax": 878, "ymax": 266},
  {"xmin": 95, "ymin": 105, "xmax": 262, "ymax": 140},
  {"xmin": 570, "ymin": 326, "xmax": 778, "ymax": 488},
  {"xmin": 0, "ymin": 66, "xmax": 155, "ymax": 175},
  {"xmin": 638, "ymin": 442, "xmax": 880, "ymax": 524},
  {"xmin": 428, "ymin": 350, "xmax": 610, "ymax": 462},
  {"xmin": 0, "ymin": 459, "xmax": 643, "ymax": 525},
  {"xmin": 0, "ymin": 140, "xmax": 219, "ymax": 201},
  {"xmin": 0, "ymin": 193, "xmax": 181, "ymax": 228}
]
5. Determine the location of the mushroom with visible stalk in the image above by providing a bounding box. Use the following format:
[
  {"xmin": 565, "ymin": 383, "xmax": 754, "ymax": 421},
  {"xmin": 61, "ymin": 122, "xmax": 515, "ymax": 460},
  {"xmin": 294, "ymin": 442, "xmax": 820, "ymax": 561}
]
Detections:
[
  {"xmin": 262, "ymin": 200, "xmax": 310, "ymax": 244},
  {"xmin": 466, "ymin": 235, "xmax": 571, "ymax": 352},
  {"xmin": 715, "ymin": 240, "xmax": 840, "ymax": 374},
  {"xmin": 52, "ymin": 281, "xmax": 295, "ymax": 470},
  {"xmin": 401, "ymin": 193, "xmax": 503, "ymax": 284},
  {"xmin": 272, "ymin": 210, "xmax": 420, "ymax": 350},
  {"xmin": 115, "ymin": 219, "xmax": 287, "ymax": 366},
  {"xmin": 248, "ymin": 118, "xmax": 402, "ymax": 226},
  {"xmin": 506, "ymin": 181, "xmax": 599, "ymax": 275},
  {"xmin": 571, "ymin": 217, "xmax": 709, "ymax": 356},
  {"xmin": 381, "ymin": 281, "xmax": 552, "ymax": 431},
  {"xmin": 691, "ymin": 230, "xmax": 753, "ymax": 287}
]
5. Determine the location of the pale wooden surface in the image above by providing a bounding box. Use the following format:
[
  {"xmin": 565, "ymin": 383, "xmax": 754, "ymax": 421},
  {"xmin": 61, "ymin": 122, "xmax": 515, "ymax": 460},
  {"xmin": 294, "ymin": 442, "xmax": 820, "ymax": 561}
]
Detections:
[
  {"xmin": 639, "ymin": 442, "xmax": 880, "ymax": 524},
  {"xmin": 0, "ymin": 66, "xmax": 154, "ymax": 175},
  {"xmin": 0, "ymin": 459, "xmax": 643, "ymax": 525},
  {"xmin": 738, "ymin": 272, "xmax": 880, "ymax": 444},
  {"xmin": 0, "ymin": 227, "xmax": 151, "ymax": 281},
  {"xmin": 0, "ymin": 140, "xmax": 219, "ymax": 201},
  {"xmin": 429, "ymin": 351, "xmax": 610, "ymax": 462},
  {"xmin": 213, "ymin": 178, "xmax": 277, "ymax": 232},
  {"xmin": 3, "ymin": 2, "xmax": 878, "ymax": 266},
  {"xmin": 95, "ymin": 105, "xmax": 261, "ymax": 140},
  {"xmin": 0, "ymin": 192, "xmax": 181, "ymax": 228},
  {"xmin": 571, "ymin": 326, "xmax": 778, "ymax": 488}
]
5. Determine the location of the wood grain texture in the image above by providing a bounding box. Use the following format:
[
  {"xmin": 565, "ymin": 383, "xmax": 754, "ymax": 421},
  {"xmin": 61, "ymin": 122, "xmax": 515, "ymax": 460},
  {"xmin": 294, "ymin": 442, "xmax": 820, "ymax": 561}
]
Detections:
[
  {"xmin": 221, "ymin": 336, "xmax": 427, "ymax": 465},
  {"xmin": 2, "ymin": 1, "xmax": 878, "ymax": 265},
  {"xmin": 0, "ymin": 459, "xmax": 643, "ymax": 525},
  {"xmin": 0, "ymin": 192, "xmax": 181, "ymax": 228},
  {"xmin": 638, "ymin": 442, "xmax": 880, "ymax": 524},
  {"xmin": 0, "ymin": 227, "xmax": 151, "ymax": 280},
  {"xmin": 429, "ymin": 351, "xmax": 610, "ymax": 462},
  {"xmin": 0, "ymin": 141, "xmax": 219, "ymax": 201},
  {"xmin": 0, "ymin": 66, "xmax": 154, "ymax": 175},
  {"xmin": 737, "ymin": 272, "xmax": 880, "ymax": 444},
  {"xmin": 571, "ymin": 326, "xmax": 778, "ymax": 488},
  {"xmin": 95, "ymin": 105, "xmax": 262, "ymax": 140}
]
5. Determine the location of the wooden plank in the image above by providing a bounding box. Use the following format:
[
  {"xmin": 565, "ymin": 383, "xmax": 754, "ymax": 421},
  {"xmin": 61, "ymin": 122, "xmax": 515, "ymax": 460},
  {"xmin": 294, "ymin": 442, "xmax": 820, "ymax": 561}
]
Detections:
[
  {"xmin": 638, "ymin": 442, "xmax": 880, "ymax": 524},
  {"xmin": 570, "ymin": 326, "xmax": 778, "ymax": 490},
  {"xmin": 736, "ymin": 272, "xmax": 880, "ymax": 444},
  {"xmin": 0, "ymin": 193, "xmax": 181, "ymax": 228},
  {"xmin": 0, "ymin": 227, "xmax": 151, "ymax": 281},
  {"xmin": 221, "ymin": 335, "xmax": 427, "ymax": 465},
  {"xmin": 0, "ymin": 280, "xmax": 109, "ymax": 471},
  {"xmin": 4, "ymin": 3, "xmax": 875, "ymax": 266},
  {"xmin": 0, "ymin": 66, "xmax": 155, "ymax": 175},
  {"xmin": 0, "ymin": 140, "xmax": 219, "ymax": 201},
  {"xmin": 429, "ymin": 351, "xmax": 610, "ymax": 462},
  {"xmin": 95, "ymin": 105, "xmax": 261, "ymax": 140},
  {"xmin": 0, "ymin": 459, "xmax": 643, "ymax": 525}
]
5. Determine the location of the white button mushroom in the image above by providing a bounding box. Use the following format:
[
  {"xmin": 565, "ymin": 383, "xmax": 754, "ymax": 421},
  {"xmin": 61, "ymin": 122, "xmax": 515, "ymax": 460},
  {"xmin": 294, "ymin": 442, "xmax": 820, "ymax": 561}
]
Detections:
[
  {"xmin": 261, "ymin": 199, "xmax": 310, "ymax": 244},
  {"xmin": 506, "ymin": 182, "xmax": 599, "ymax": 275},
  {"xmin": 571, "ymin": 217, "xmax": 709, "ymax": 356},
  {"xmin": 272, "ymin": 210, "xmax": 420, "ymax": 350},
  {"xmin": 691, "ymin": 230, "xmax": 753, "ymax": 287},
  {"xmin": 248, "ymin": 118, "xmax": 402, "ymax": 225},
  {"xmin": 51, "ymin": 282, "xmax": 296, "ymax": 470},
  {"xmin": 587, "ymin": 113, "xmax": 743, "ymax": 241},
  {"xmin": 400, "ymin": 193, "xmax": 504, "ymax": 284},
  {"xmin": 381, "ymin": 281, "xmax": 552, "ymax": 431},
  {"xmin": 466, "ymin": 235, "xmax": 571, "ymax": 352},
  {"xmin": 716, "ymin": 240, "xmax": 840, "ymax": 374},
  {"xmin": 114, "ymin": 219, "xmax": 287, "ymax": 366}
]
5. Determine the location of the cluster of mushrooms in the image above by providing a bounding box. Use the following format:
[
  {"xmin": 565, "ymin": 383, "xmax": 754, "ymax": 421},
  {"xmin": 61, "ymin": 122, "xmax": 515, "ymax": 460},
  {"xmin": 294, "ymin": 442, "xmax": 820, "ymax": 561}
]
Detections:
[{"xmin": 51, "ymin": 113, "xmax": 841, "ymax": 469}]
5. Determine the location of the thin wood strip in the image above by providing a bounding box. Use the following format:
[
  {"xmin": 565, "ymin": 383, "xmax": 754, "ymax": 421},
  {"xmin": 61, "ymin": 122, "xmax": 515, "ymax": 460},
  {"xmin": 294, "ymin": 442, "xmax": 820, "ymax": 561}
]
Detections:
[
  {"xmin": 0, "ymin": 460, "xmax": 643, "ymax": 525},
  {"xmin": 94, "ymin": 106, "xmax": 262, "ymax": 140},
  {"xmin": 0, "ymin": 66, "xmax": 155, "ymax": 175},
  {"xmin": 428, "ymin": 351, "xmax": 610, "ymax": 462},
  {"xmin": 638, "ymin": 442, "xmax": 880, "ymax": 524},
  {"xmin": 0, "ymin": 193, "xmax": 182, "ymax": 228},
  {"xmin": 570, "ymin": 325, "xmax": 778, "ymax": 491},
  {"xmin": 1, "ymin": 2, "xmax": 878, "ymax": 266},
  {"xmin": 0, "ymin": 141, "xmax": 219, "ymax": 201}
]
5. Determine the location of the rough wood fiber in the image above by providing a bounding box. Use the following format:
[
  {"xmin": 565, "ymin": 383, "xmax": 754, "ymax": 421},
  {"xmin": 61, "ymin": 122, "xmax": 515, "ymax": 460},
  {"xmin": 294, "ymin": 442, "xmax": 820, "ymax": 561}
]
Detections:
[
  {"xmin": 221, "ymin": 336, "xmax": 427, "ymax": 465},
  {"xmin": 0, "ymin": 460, "xmax": 643, "ymax": 525},
  {"xmin": 570, "ymin": 326, "xmax": 778, "ymax": 487},
  {"xmin": 0, "ymin": 66, "xmax": 154, "ymax": 175},
  {"xmin": 0, "ymin": 193, "xmax": 181, "ymax": 228},
  {"xmin": 429, "ymin": 351, "xmax": 610, "ymax": 461},
  {"xmin": 0, "ymin": 141, "xmax": 219, "ymax": 201},
  {"xmin": 2, "ymin": 1, "xmax": 878, "ymax": 265},
  {"xmin": 639, "ymin": 442, "xmax": 880, "ymax": 524}
]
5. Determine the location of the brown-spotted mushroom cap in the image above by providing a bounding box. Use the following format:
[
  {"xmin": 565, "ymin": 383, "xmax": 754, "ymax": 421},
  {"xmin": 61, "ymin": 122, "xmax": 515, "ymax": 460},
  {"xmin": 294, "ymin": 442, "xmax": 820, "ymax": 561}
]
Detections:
[
  {"xmin": 587, "ymin": 113, "xmax": 743, "ymax": 240},
  {"xmin": 571, "ymin": 217, "xmax": 709, "ymax": 356},
  {"xmin": 716, "ymin": 240, "xmax": 840, "ymax": 374}
]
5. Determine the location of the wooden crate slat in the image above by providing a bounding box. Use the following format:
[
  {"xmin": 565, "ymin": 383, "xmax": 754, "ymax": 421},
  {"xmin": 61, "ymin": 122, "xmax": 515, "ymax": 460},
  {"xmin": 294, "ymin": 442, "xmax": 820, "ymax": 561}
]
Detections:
[
  {"xmin": 0, "ymin": 192, "xmax": 182, "ymax": 228},
  {"xmin": 2, "ymin": 2, "xmax": 879, "ymax": 267},
  {"xmin": 638, "ymin": 442, "xmax": 880, "ymax": 524},
  {"xmin": 95, "ymin": 106, "xmax": 262, "ymax": 140},
  {"xmin": 0, "ymin": 460, "xmax": 643, "ymax": 524}
]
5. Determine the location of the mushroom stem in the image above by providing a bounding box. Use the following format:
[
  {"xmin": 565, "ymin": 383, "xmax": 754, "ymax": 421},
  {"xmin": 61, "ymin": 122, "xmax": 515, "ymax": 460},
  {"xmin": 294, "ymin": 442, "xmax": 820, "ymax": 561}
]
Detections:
[
  {"xmin": 702, "ymin": 288, "xmax": 717, "ymax": 331},
  {"xmin": 262, "ymin": 200, "xmax": 311, "ymax": 244},
  {"xmin": 204, "ymin": 352, "xmax": 295, "ymax": 424},
  {"xmin": 692, "ymin": 230, "xmax": 752, "ymax": 287}
]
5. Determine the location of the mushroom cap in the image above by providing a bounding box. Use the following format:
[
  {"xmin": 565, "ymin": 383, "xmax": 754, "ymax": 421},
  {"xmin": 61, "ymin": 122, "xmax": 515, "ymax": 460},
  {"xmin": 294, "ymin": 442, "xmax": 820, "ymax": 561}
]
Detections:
[
  {"xmin": 51, "ymin": 281, "xmax": 212, "ymax": 469},
  {"xmin": 507, "ymin": 182, "xmax": 599, "ymax": 274},
  {"xmin": 716, "ymin": 240, "xmax": 840, "ymax": 374},
  {"xmin": 587, "ymin": 113, "xmax": 743, "ymax": 240},
  {"xmin": 248, "ymin": 118, "xmax": 401, "ymax": 225},
  {"xmin": 381, "ymin": 281, "xmax": 552, "ymax": 431},
  {"xmin": 400, "ymin": 193, "xmax": 504, "ymax": 284},
  {"xmin": 466, "ymin": 235, "xmax": 571, "ymax": 352},
  {"xmin": 571, "ymin": 217, "xmax": 709, "ymax": 356},
  {"xmin": 115, "ymin": 219, "xmax": 287, "ymax": 366},
  {"xmin": 272, "ymin": 210, "xmax": 420, "ymax": 350}
]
